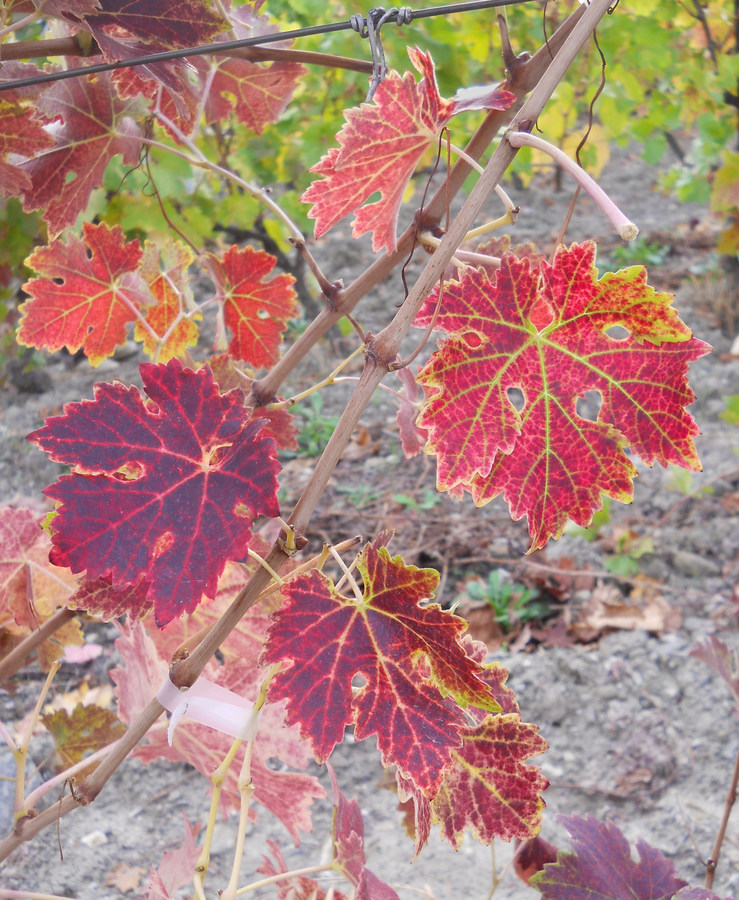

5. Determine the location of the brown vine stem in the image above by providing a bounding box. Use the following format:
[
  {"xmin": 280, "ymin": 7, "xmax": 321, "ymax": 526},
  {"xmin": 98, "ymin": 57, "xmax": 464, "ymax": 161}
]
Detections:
[
  {"xmin": 0, "ymin": 36, "xmax": 373, "ymax": 73},
  {"xmin": 705, "ymin": 742, "xmax": 739, "ymax": 889},
  {"xmin": 0, "ymin": 0, "xmax": 611, "ymax": 863},
  {"xmin": 0, "ymin": 608, "xmax": 77, "ymax": 685},
  {"xmin": 248, "ymin": 4, "xmax": 586, "ymax": 406}
]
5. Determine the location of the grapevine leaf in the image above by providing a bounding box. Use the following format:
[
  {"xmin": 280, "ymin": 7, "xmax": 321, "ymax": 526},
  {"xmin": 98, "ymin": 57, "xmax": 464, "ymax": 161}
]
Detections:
[
  {"xmin": 531, "ymin": 815, "xmax": 688, "ymax": 899},
  {"xmin": 415, "ymin": 243, "xmax": 711, "ymax": 549},
  {"xmin": 0, "ymin": 506, "xmax": 83, "ymax": 670},
  {"xmin": 208, "ymin": 354, "xmax": 299, "ymax": 451},
  {"xmin": 133, "ymin": 238, "xmax": 200, "ymax": 362},
  {"xmin": 394, "ymin": 366, "xmax": 429, "ymax": 458},
  {"xmin": 208, "ymin": 245, "xmax": 298, "ymax": 368},
  {"xmin": 198, "ymin": 3, "xmax": 305, "ymax": 133},
  {"xmin": 0, "ymin": 506, "xmax": 49, "ymax": 631},
  {"xmin": 112, "ymin": 611, "xmax": 325, "ymax": 840},
  {"xmin": 690, "ymin": 635, "xmax": 739, "ymax": 706},
  {"xmin": 18, "ymin": 222, "xmax": 151, "ymax": 366},
  {"xmin": 514, "ymin": 835, "xmax": 560, "ymax": 886},
  {"xmin": 141, "ymin": 815, "xmax": 201, "ymax": 900},
  {"xmin": 262, "ymin": 542, "xmax": 500, "ymax": 794},
  {"xmin": 302, "ymin": 47, "xmax": 514, "ymax": 253},
  {"xmin": 19, "ymin": 74, "xmax": 144, "ymax": 238},
  {"xmin": 41, "ymin": 703, "xmax": 126, "ymax": 773},
  {"xmin": 68, "ymin": 575, "xmax": 152, "ymax": 622},
  {"xmin": 84, "ymin": 0, "xmax": 227, "ymax": 48},
  {"xmin": 259, "ymin": 839, "xmax": 347, "ymax": 900},
  {"xmin": 0, "ymin": 99, "xmax": 55, "ymax": 198},
  {"xmin": 330, "ymin": 767, "xmax": 401, "ymax": 900},
  {"xmin": 27, "ymin": 359, "xmax": 280, "ymax": 627},
  {"xmin": 427, "ymin": 713, "xmax": 548, "ymax": 849}
]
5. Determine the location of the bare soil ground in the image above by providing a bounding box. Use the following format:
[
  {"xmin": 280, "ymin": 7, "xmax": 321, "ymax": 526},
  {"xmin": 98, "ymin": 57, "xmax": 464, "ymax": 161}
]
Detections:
[{"xmin": 1, "ymin": 144, "xmax": 738, "ymax": 899}]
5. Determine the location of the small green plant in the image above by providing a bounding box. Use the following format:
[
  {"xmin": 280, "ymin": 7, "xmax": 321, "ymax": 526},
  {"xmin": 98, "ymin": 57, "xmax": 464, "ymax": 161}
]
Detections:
[
  {"xmin": 285, "ymin": 393, "xmax": 340, "ymax": 458},
  {"xmin": 392, "ymin": 489, "xmax": 441, "ymax": 511},
  {"xmin": 459, "ymin": 569, "xmax": 551, "ymax": 633},
  {"xmin": 335, "ymin": 482, "xmax": 381, "ymax": 510},
  {"xmin": 601, "ymin": 238, "xmax": 670, "ymax": 269},
  {"xmin": 720, "ymin": 394, "xmax": 739, "ymax": 426}
]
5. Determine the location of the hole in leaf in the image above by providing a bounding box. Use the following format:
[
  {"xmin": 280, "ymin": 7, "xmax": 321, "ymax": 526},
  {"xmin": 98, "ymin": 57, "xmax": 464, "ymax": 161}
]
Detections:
[
  {"xmin": 257, "ymin": 309, "xmax": 270, "ymax": 320},
  {"xmin": 64, "ymin": 171, "xmax": 77, "ymax": 185},
  {"xmin": 114, "ymin": 462, "xmax": 143, "ymax": 481},
  {"xmin": 153, "ymin": 531, "xmax": 174, "ymax": 557},
  {"xmin": 605, "ymin": 325, "xmax": 629, "ymax": 340},
  {"xmin": 507, "ymin": 387, "xmax": 525, "ymax": 413},
  {"xmin": 52, "ymin": 277, "xmax": 64, "ymax": 286},
  {"xmin": 576, "ymin": 390, "xmax": 603, "ymax": 422}
]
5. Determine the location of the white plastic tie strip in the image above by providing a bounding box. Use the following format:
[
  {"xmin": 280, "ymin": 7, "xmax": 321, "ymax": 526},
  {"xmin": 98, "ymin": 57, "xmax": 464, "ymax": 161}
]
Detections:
[{"xmin": 157, "ymin": 675, "xmax": 256, "ymax": 745}]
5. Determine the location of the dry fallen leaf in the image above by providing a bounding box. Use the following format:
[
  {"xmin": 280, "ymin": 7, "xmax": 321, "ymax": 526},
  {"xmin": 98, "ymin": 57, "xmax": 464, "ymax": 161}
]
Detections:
[{"xmin": 105, "ymin": 862, "xmax": 146, "ymax": 894}]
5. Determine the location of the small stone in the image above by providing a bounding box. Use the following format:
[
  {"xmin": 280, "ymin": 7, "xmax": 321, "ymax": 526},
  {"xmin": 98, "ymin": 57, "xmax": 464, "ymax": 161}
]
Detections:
[
  {"xmin": 80, "ymin": 830, "xmax": 108, "ymax": 847},
  {"xmin": 670, "ymin": 550, "xmax": 721, "ymax": 577}
]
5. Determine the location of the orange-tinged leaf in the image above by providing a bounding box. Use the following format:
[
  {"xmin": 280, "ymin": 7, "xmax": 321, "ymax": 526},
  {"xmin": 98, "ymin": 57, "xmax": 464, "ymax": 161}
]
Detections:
[
  {"xmin": 134, "ymin": 239, "xmax": 200, "ymax": 362},
  {"xmin": 415, "ymin": 242, "xmax": 711, "ymax": 549},
  {"xmin": 18, "ymin": 222, "xmax": 152, "ymax": 367},
  {"xmin": 41, "ymin": 703, "xmax": 126, "ymax": 773},
  {"xmin": 302, "ymin": 47, "xmax": 514, "ymax": 253},
  {"xmin": 19, "ymin": 73, "xmax": 143, "ymax": 238},
  {"xmin": 262, "ymin": 542, "xmax": 500, "ymax": 794},
  {"xmin": 0, "ymin": 506, "xmax": 83, "ymax": 671},
  {"xmin": 209, "ymin": 245, "xmax": 298, "ymax": 368}
]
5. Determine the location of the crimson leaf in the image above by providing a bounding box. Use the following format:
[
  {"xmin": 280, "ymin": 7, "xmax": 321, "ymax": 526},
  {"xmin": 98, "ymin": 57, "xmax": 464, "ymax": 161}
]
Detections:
[
  {"xmin": 261, "ymin": 541, "xmax": 499, "ymax": 794},
  {"xmin": 532, "ymin": 815, "xmax": 688, "ymax": 899},
  {"xmin": 28, "ymin": 359, "xmax": 280, "ymax": 626}
]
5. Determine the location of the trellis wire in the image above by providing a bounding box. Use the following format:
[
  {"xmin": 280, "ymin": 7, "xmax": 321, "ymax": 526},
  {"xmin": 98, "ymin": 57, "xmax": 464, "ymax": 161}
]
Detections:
[{"xmin": 0, "ymin": 0, "xmax": 540, "ymax": 93}]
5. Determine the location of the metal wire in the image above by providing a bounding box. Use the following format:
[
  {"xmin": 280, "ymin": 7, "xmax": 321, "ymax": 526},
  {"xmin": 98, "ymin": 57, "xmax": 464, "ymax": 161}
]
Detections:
[{"xmin": 0, "ymin": 0, "xmax": 539, "ymax": 93}]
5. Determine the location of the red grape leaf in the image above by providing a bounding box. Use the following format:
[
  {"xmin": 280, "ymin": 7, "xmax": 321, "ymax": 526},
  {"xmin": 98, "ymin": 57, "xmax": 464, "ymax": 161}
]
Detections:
[
  {"xmin": 19, "ymin": 73, "xmax": 143, "ymax": 238},
  {"xmin": 0, "ymin": 98, "xmax": 55, "ymax": 198},
  {"xmin": 394, "ymin": 366, "xmax": 429, "ymax": 458},
  {"xmin": 84, "ymin": 0, "xmax": 227, "ymax": 47},
  {"xmin": 532, "ymin": 815, "xmax": 688, "ymax": 899},
  {"xmin": 259, "ymin": 839, "xmax": 347, "ymax": 900},
  {"xmin": 201, "ymin": 2, "xmax": 305, "ymax": 133},
  {"xmin": 18, "ymin": 222, "xmax": 151, "ymax": 366},
  {"xmin": 514, "ymin": 835, "xmax": 560, "ymax": 885},
  {"xmin": 426, "ymin": 713, "xmax": 548, "ymax": 849},
  {"xmin": 41, "ymin": 703, "xmax": 126, "ymax": 774},
  {"xmin": 27, "ymin": 359, "xmax": 280, "ymax": 627},
  {"xmin": 133, "ymin": 239, "xmax": 200, "ymax": 362},
  {"xmin": 208, "ymin": 354, "xmax": 299, "ymax": 451},
  {"xmin": 112, "ymin": 610, "xmax": 325, "ymax": 840},
  {"xmin": 141, "ymin": 815, "xmax": 201, "ymax": 900},
  {"xmin": 415, "ymin": 242, "xmax": 711, "ymax": 549},
  {"xmin": 68, "ymin": 575, "xmax": 152, "ymax": 622},
  {"xmin": 330, "ymin": 766, "xmax": 401, "ymax": 900},
  {"xmin": 261, "ymin": 541, "xmax": 500, "ymax": 794},
  {"xmin": 690, "ymin": 635, "xmax": 739, "ymax": 706},
  {"xmin": 302, "ymin": 47, "xmax": 514, "ymax": 253},
  {"xmin": 0, "ymin": 506, "xmax": 83, "ymax": 670},
  {"xmin": 207, "ymin": 245, "xmax": 298, "ymax": 368}
]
